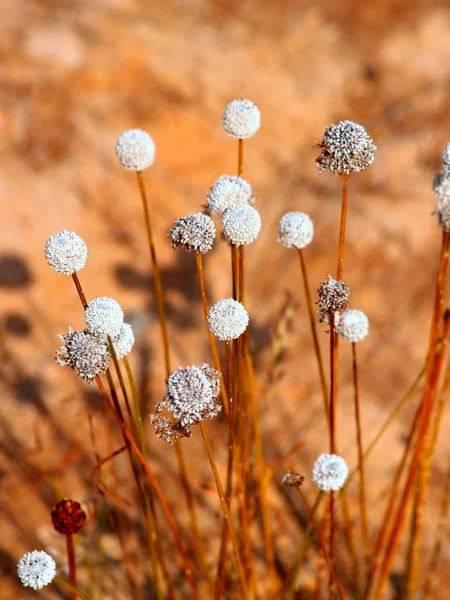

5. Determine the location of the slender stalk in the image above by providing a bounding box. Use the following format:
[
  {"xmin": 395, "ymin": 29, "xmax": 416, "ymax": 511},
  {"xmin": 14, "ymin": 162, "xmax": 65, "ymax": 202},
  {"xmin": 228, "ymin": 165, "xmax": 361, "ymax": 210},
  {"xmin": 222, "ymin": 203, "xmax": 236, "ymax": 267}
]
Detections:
[
  {"xmin": 298, "ymin": 248, "xmax": 329, "ymax": 419},
  {"xmin": 67, "ymin": 534, "xmax": 76, "ymax": 600},
  {"xmin": 232, "ymin": 243, "xmax": 239, "ymax": 301},
  {"xmin": 238, "ymin": 139, "xmax": 244, "ymax": 177},
  {"xmin": 352, "ymin": 342, "xmax": 370, "ymax": 568},
  {"xmin": 336, "ymin": 172, "xmax": 349, "ymax": 280},
  {"xmin": 328, "ymin": 313, "xmax": 338, "ymax": 596},
  {"xmin": 298, "ymin": 488, "xmax": 346, "ymax": 600},
  {"xmin": 195, "ymin": 252, "xmax": 229, "ymax": 414},
  {"xmin": 136, "ymin": 169, "xmax": 171, "ymax": 375},
  {"xmin": 72, "ymin": 273, "xmax": 88, "ymax": 309},
  {"xmin": 95, "ymin": 375, "xmax": 200, "ymax": 599},
  {"xmin": 200, "ymin": 421, "xmax": 249, "ymax": 599},
  {"xmin": 53, "ymin": 576, "xmax": 92, "ymax": 600}
]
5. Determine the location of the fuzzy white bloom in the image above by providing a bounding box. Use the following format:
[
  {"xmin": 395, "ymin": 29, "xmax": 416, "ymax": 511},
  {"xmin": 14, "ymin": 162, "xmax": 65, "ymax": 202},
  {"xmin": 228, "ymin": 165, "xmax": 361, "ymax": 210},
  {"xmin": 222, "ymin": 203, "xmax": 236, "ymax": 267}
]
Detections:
[
  {"xmin": 222, "ymin": 205, "xmax": 261, "ymax": 245},
  {"xmin": 278, "ymin": 212, "xmax": 314, "ymax": 249},
  {"xmin": 207, "ymin": 298, "xmax": 249, "ymax": 341},
  {"xmin": 112, "ymin": 323, "xmax": 135, "ymax": 360},
  {"xmin": 339, "ymin": 309, "xmax": 369, "ymax": 342},
  {"xmin": 433, "ymin": 172, "xmax": 450, "ymax": 203},
  {"xmin": 17, "ymin": 550, "xmax": 56, "ymax": 590},
  {"xmin": 312, "ymin": 454, "xmax": 349, "ymax": 492},
  {"xmin": 207, "ymin": 175, "xmax": 252, "ymax": 216},
  {"xmin": 222, "ymin": 99, "xmax": 260, "ymax": 139},
  {"xmin": 56, "ymin": 327, "xmax": 110, "ymax": 383},
  {"xmin": 116, "ymin": 129, "xmax": 155, "ymax": 171},
  {"xmin": 169, "ymin": 213, "xmax": 216, "ymax": 254},
  {"xmin": 85, "ymin": 297, "xmax": 124, "ymax": 338},
  {"xmin": 45, "ymin": 230, "xmax": 87, "ymax": 275},
  {"xmin": 442, "ymin": 144, "xmax": 450, "ymax": 177}
]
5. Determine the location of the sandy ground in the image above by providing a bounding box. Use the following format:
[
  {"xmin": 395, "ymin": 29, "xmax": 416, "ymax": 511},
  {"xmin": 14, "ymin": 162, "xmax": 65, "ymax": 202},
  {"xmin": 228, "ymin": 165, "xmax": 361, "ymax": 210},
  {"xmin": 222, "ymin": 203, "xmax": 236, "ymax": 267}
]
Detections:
[{"xmin": 1, "ymin": 0, "xmax": 450, "ymax": 598}]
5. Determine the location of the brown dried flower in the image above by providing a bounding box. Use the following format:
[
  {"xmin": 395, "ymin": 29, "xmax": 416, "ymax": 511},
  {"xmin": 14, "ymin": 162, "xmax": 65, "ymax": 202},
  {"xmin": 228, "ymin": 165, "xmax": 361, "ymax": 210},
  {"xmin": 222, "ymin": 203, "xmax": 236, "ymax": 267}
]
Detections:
[
  {"xmin": 317, "ymin": 275, "xmax": 350, "ymax": 324},
  {"xmin": 51, "ymin": 499, "xmax": 86, "ymax": 535},
  {"xmin": 282, "ymin": 471, "xmax": 305, "ymax": 488}
]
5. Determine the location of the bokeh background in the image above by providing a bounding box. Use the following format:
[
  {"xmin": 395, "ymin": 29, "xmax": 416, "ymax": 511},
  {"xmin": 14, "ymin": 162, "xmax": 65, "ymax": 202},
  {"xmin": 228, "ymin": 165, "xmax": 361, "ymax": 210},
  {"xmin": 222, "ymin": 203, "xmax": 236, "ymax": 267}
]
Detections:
[{"xmin": 2, "ymin": 0, "xmax": 450, "ymax": 598}]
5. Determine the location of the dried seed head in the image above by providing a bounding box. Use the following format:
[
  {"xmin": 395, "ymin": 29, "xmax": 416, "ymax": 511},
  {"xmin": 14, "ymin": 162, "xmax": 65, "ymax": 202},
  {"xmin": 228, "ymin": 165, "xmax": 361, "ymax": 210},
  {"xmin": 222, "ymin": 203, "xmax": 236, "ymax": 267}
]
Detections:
[
  {"xmin": 433, "ymin": 172, "xmax": 450, "ymax": 203},
  {"xmin": 207, "ymin": 175, "xmax": 253, "ymax": 216},
  {"xmin": 208, "ymin": 298, "xmax": 249, "ymax": 341},
  {"xmin": 164, "ymin": 364, "xmax": 222, "ymax": 427},
  {"xmin": 56, "ymin": 327, "xmax": 110, "ymax": 383},
  {"xmin": 317, "ymin": 275, "xmax": 350, "ymax": 324},
  {"xmin": 169, "ymin": 213, "xmax": 216, "ymax": 254},
  {"xmin": 112, "ymin": 323, "xmax": 135, "ymax": 360},
  {"xmin": 51, "ymin": 499, "xmax": 86, "ymax": 535},
  {"xmin": 116, "ymin": 129, "xmax": 155, "ymax": 171},
  {"xmin": 17, "ymin": 550, "xmax": 56, "ymax": 590},
  {"xmin": 278, "ymin": 212, "xmax": 314, "ymax": 249},
  {"xmin": 282, "ymin": 471, "xmax": 305, "ymax": 488},
  {"xmin": 85, "ymin": 297, "xmax": 124, "ymax": 338},
  {"xmin": 316, "ymin": 120, "xmax": 376, "ymax": 176},
  {"xmin": 222, "ymin": 98, "xmax": 260, "ymax": 139},
  {"xmin": 150, "ymin": 411, "xmax": 193, "ymax": 444},
  {"xmin": 222, "ymin": 204, "xmax": 261, "ymax": 245},
  {"xmin": 436, "ymin": 201, "xmax": 450, "ymax": 232},
  {"xmin": 312, "ymin": 453, "xmax": 349, "ymax": 492},
  {"xmin": 45, "ymin": 230, "xmax": 87, "ymax": 275},
  {"xmin": 442, "ymin": 144, "xmax": 450, "ymax": 177},
  {"xmin": 339, "ymin": 309, "xmax": 369, "ymax": 343}
]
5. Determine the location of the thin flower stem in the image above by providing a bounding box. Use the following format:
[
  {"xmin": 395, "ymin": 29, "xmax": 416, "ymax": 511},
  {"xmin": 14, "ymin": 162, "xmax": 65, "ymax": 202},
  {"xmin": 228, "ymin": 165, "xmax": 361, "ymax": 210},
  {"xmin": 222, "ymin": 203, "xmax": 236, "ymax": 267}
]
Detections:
[
  {"xmin": 71, "ymin": 272, "xmax": 88, "ymax": 309},
  {"xmin": 200, "ymin": 421, "xmax": 249, "ymax": 599},
  {"xmin": 284, "ymin": 491, "xmax": 325, "ymax": 599},
  {"xmin": 352, "ymin": 342, "xmax": 370, "ymax": 569},
  {"xmin": 136, "ymin": 169, "xmax": 171, "ymax": 375},
  {"xmin": 232, "ymin": 243, "xmax": 239, "ymax": 301},
  {"xmin": 53, "ymin": 576, "xmax": 92, "ymax": 600},
  {"xmin": 298, "ymin": 248, "xmax": 329, "ymax": 419},
  {"xmin": 195, "ymin": 252, "xmax": 229, "ymax": 414},
  {"xmin": 372, "ymin": 309, "xmax": 450, "ymax": 600},
  {"xmin": 336, "ymin": 172, "xmax": 349, "ymax": 281},
  {"xmin": 107, "ymin": 337, "xmax": 134, "ymax": 425},
  {"xmin": 67, "ymin": 534, "xmax": 76, "ymax": 600},
  {"xmin": 95, "ymin": 375, "xmax": 200, "ymax": 599},
  {"xmin": 238, "ymin": 138, "xmax": 244, "ymax": 177},
  {"xmin": 329, "ymin": 314, "xmax": 338, "ymax": 598},
  {"xmin": 298, "ymin": 488, "xmax": 346, "ymax": 600}
]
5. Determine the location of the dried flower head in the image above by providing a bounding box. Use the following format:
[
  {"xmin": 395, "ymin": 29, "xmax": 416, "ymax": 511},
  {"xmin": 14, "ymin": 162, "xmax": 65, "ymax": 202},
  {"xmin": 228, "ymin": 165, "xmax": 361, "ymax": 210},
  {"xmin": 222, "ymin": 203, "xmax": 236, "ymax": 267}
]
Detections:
[
  {"xmin": 312, "ymin": 454, "xmax": 349, "ymax": 492},
  {"xmin": 442, "ymin": 144, "xmax": 450, "ymax": 177},
  {"xmin": 116, "ymin": 129, "xmax": 155, "ymax": 171},
  {"xmin": 207, "ymin": 175, "xmax": 253, "ymax": 216},
  {"xmin": 436, "ymin": 201, "xmax": 450, "ymax": 232},
  {"xmin": 316, "ymin": 120, "xmax": 376, "ymax": 176},
  {"xmin": 85, "ymin": 297, "xmax": 124, "ymax": 338},
  {"xmin": 222, "ymin": 98, "xmax": 260, "ymax": 139},
  {"xmin": 433, "ymin": 172, "xmax": 450, "ymax": 203},
  {"xmin": 317, "ymin": 275, "xmax": 350, "ymax": 324},
  {"xmin": 112, "ymin": 323, "xmax": 135, "ymax": 360},
  {"xmin": 45, "ymin": 230, "xmax": 87, "ymax": 276},
  {"xmin": 282, "ymin": 471, "xmax": 305, "ymax": 488},
  {"xmin": 165, "ymin": 364, "xmax": 222, "ymax": 427},
  {"xmin": 56, "ymin": 327, "xmax": 110, "ymax": 383},
  {"xmin": 51, "ymin": 499, "xmax": 86, "ymax": 535},
  {"xmin": 208, "ymin": 298, "xmax": 249, "ymax": 341},
  {"xmin": 169, "ymin": 213, "xmax": 216, "ymax": 254},
  {"xmin": 339, "ymin": 309, "xmax": 369, "ymax": 342},
  {"xmin": 278, "ymin": 212, "xmax": 314, "ymax": 249},
  {"xmin": 17, "ymin": 550, "xmax": 56, "ymax": 590},
  {"xmin": 150, "ymin": 410, "xmax": 193, "ymax": 444},
  {"xmin": 222, "ymin": 204, "xmax": 261, "ymax": 245}
]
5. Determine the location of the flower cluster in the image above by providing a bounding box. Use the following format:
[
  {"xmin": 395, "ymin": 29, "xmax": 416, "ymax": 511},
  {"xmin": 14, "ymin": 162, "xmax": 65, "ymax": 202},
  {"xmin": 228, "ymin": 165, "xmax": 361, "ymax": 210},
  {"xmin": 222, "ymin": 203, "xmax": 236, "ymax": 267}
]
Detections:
[
  {"xmin": 278, "ymin": 212, "xmax": 314, "ymax": 249},
  {"xmin": 317, "ymin": 275, "xmax": 350, "ymax": 327},
  {"xmin": 51, "ymin": 498, "xmax": 86, "ymax": 535},
  {"xmin": 222, "ymin": 204, "xmax": 261, "ymax": 245},
  {"xmin": 207, "ymin": 175, "xmax": 254, "ymax": 216},
  {"xmin": 45, "ymin": 230, "xmax": 87, "ymax": 276},
  {"xmin": 56, "ymin": 327, "xmax": 110, "ymax": 383},
  {"xmin": 169, "ymin": 213, "xmax": 216, "ymax": 254},
  {"xmin": 208, "ymin": 299, "xmax": 249, "ymax": 341},
  {"xmin": 17, "ymin": 550, "xmax": 56, "ymax": 590},
  {"xmin": 116, "ymin": 129, "xmax": 155, "ymax": 171},
  {"xmin": 312, "ymin": 454, "xmax": 349, "ymax": 491},
  {"xmin": 339, "ymin": 309, "xmax": 369, "ymax": 342},
  {"xmin": 222, "ymin": 99, "xmax": 260, "ymax": 139}
]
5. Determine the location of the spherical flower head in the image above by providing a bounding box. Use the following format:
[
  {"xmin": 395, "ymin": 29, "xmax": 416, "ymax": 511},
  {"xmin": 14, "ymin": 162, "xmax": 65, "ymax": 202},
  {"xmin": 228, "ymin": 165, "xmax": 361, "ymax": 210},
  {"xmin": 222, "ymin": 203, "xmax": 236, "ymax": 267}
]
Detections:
[
  {"xmin": 51, "ymin": 498, "xmax": 86, "ymax": 535},
  {"xmin": 222, "ymin": 98, "xmax": 260, "ymax": 139},
  {"xmin": 45, "ymin": 230, "xmax": 87, "ymax": 276},
  {"xmin": 85, "ymin": 297, "xmax": 124, "ymax": 338},
  {"xmin": 432, "ymin": 172, "xmax": 450, "ymax": 203},
  {"xmin": 312, "ymin": 454, "xmax": 349, "ymax": 492},
  {"xmin": 282, "ymin": 471, "xmax": 305, "ymax": 488},
  {"xmin": 316, "ymin": 120, "xmax": 376, "ymax": 176},
  {"xmin": 339, "ymin": 309, "xmax": 369, "ymax": 342},
  {"xmin": 207, "ymin": 298, "xmax": 249, "ymax": 341},
  {"xmin": 317, "ymin": 275, "xmax": 350, "ymax": 324},
  {"xmin": 17, "ymin": 550, "xmax": 56, "ymax": 590},
  {"xmin": 169, "ymin": 213, "xmax": 216, "ymax": 254},
  {"xmin": 116, "ymin": 129, "xmax": 155, "ymax": 171},
  {"xmin": 165, "ymin": 364, "xmax": 222, "ymax": 426},
  {"xmin": 112, "ymin": 323, "xmax": 135, "ymax": 360},
  {"xmin": 56, "ymin": 327, "xmax": 110, "ymax": 383},
  {"xmin": 278, "ymin": 212, "xmax": 314, "ymax": 249},
  {"xmin": 442, "ymin": 144, "xmax": 450, "ymax": 177},
  {"xmin": 207, "ymin": 175, "xmax": 253, "ymax": 216},
  {"xmin": 222, "ymin": 204, "xmax": 261, "ymax": 245}
]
